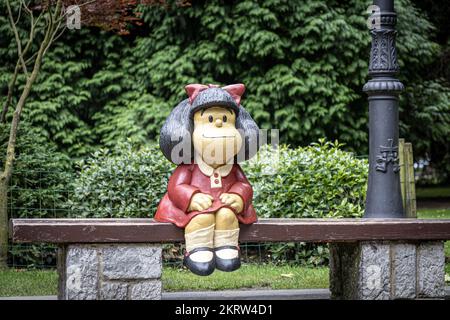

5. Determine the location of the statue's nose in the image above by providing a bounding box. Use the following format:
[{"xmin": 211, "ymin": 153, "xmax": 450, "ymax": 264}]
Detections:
[{"xmin": 215, "ymin": 119, "xmax": 223, "ymax": 127}]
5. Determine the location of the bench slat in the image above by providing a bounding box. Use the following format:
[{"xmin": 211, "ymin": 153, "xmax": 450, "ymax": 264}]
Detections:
[{"xmin": 9, "ymin": 218, "xmax": 450, "ymax": 243}]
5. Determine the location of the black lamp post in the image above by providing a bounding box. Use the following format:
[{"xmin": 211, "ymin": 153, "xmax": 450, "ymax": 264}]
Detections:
[{"xmin": 363, "ymin": 0, "xmax": 405, "ymax": 218}]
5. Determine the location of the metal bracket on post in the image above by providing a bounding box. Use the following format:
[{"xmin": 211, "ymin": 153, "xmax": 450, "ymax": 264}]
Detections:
[{"xmin": 363, "ymin": 0, "xmax": 405, "ymax": 218}]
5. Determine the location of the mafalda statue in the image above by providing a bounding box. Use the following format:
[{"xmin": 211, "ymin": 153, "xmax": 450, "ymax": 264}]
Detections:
[{"xmin": 155, "ymin": 83, "xmax": 259, "ymax": 276}]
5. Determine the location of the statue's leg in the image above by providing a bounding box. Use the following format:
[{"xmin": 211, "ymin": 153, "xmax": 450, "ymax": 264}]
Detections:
[
  {"xmin": 184, "ymin": 214, "xmax": 216, "ymax": 276},
  {"xmin": 214, "ymin": 208, "xmax": 241, "ymax": 272}
]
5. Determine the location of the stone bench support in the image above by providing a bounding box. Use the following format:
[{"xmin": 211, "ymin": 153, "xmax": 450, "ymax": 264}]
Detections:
[
  {"xmin": 329, "ymin": 241, "xmax": 446, "ymax": 299},
  {"xmin": 58, "ymin": 244, "xmax": 162, "ymax": 300}
]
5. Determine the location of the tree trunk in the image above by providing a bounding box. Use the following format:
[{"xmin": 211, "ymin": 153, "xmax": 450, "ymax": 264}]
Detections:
[{"xmin": 0, "ymin": 178, "xmax": 8, "ymax": 269}]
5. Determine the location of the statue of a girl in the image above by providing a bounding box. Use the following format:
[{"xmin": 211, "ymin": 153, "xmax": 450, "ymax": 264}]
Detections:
[{"xmin": 155, "ymin": 83, "xmax": 259, "ymax": 276}]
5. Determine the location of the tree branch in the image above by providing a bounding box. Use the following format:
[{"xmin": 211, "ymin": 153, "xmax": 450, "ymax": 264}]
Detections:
[
  {"xmin": 43, "ymin": 5, "xmax": 64, "ymax": 57},
  {"xmin": 0, "ymin": 62, "xmax": 20, "ymax": 124},
  {"xmin": 14, "ymin": 0, "xmax": 22, "ymax": 25},
  {"xmin": 6, "ymin": 0, "xmax": 29, "ymax": 78},
  {"xmin": 1, "ymin": 4, "xmax": 45, "ymax": 123},
  {"xmin": 1, "ymin": 0, "xmax": 63, "ymax": 183}
]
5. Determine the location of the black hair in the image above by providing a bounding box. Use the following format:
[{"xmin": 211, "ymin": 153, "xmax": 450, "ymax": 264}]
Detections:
[{"xmin": 159, "ymin": 98, "xmax": 260, "ymax": 164}]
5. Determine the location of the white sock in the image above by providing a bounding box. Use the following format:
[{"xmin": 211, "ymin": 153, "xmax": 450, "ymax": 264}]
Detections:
[
  {"xmin": 214, "ymin": 228, "xmax": 240, "ymax": 259},
  {"xmin": 215, "ymin": 248, "xmax": 239, "ymax": 259},
  {"xmin": 184, "ymin": 224, "xmax": 215, "ymax": 263}
]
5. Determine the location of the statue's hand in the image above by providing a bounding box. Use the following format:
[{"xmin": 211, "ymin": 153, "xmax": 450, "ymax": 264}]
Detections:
[
  {"xmin": 188, "ymin": 193, "xmax": 213, "ymax": 212},
  {"xmin": 219, "ymin": 193, "xmax": 244, "ymax": 214}
]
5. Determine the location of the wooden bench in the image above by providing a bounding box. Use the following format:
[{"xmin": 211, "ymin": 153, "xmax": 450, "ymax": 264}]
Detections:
[
  {"xmin": 9, "ymin": 218, "xmax": 450, "ymax": 300},
  {"xmin": 10, "ymin": 218, "xmax": 450, "ymax": 243}
]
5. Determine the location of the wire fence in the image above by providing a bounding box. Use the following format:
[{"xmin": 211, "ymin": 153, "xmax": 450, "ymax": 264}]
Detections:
[
  {"xmin": 6, "ymin": 153, "xmax": 372, "ymax": 269},
  {"xmin": 7, "ymin": 241, "xmax": 330, "ymax": 270},
  {"xmin": 6, "ymin": 168, "xmax": 334, "ymax": 269}
]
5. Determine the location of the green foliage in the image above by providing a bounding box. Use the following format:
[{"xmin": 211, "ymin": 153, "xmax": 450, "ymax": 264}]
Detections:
[
  {"xmin": 92, "ymin": 92, "xmax": 171, "ymax": 147},
  {"xmin": 69, "ymin": 140, "xmax": 367, "ymax": 219},
  {"xmin": 130, "ymin": 0, "xmax": 371, "ymax": 152},
  {"xmin": 400, "ymin": 80, "xmax": 450, "ymax": 182},
  {"xmin": 242, "ymin": 140, "xmax": 368, "ymax": 266},
  {"xmin": 263, "ymin": 241, "xmax": 330, "ymax": 267},
  {"xmin": 243, "ymin": 140, "xmax": 368, "ymax": 219},
  {"xmin": 0, "ymin": 122, "xmax": 73, "ymax": 268},
  {"xmin": 1, "ymin": 0, "xmax": 449, "ymax": 266},
  {"xmin": 2, "ymin": 0, "xmax": 449, "ymax": 179},
  {"xmin": 68, "ymin": 142, "xmax": 175, "ymax": 218},
  {"xmin": 0, "ymin": 122, "xmax": 73, "ymax": 219}
]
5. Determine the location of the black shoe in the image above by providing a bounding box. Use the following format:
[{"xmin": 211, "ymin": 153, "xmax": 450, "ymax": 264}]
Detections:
[
  {"xmin": 214, "ymin": 245, "xmax": 241, "ymax": 272},
  {"xmin": 183, "ymin": 247, "xmax": 215, "ymax": 276}
]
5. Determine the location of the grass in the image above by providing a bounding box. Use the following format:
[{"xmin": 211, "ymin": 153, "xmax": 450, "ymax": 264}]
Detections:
[
  {"xmin": 416, "ymin": 186, "xmax": 450, "ymax": 199},
  {"xmin": 0, "ymin": 269, "xmax": 58, "ymax": 297},
  {"xmin": 163, "ymin": 264, "xmax": 329, "ymax": 292},
  {"xmin": 0, "ymin": 265, "xmax": 328, "ymax": 297},
  {"xmin": 417, "ymin": 208, "xmax": 450, "ymax": 219}
]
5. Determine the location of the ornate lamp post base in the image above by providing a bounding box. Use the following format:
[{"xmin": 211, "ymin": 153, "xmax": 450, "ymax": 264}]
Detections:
[{"xmin": 364, "ymin": 0, "xmax": 405, "ymax": 218}]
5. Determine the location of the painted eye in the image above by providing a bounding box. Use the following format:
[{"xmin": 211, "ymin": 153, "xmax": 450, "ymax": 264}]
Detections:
[
  {"xmin": 223, "ymin": 115, "xmax": 227, "ymax": 122},
  {"xmin": 208, "ymin": 115, "xmax": 213, "ymax": 123}
]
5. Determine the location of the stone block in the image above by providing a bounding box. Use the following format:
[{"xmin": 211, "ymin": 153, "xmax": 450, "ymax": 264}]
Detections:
[
  {"xmin": 65, "ymin": 245, "xmax": 99, "ymax": 300},
  {"xmin": 329, "ymin": 241, "xmax": 446, "ymax": 300},
  {"xmin": 101, "ymin": 245, "xmax": 162, "ymax": 280},
  {"xmin": 100, "ymin": 282, "xmax": 129, "ymax": 300},
  {"xmin": 359, "ymin": 242, "xmax": 390, "ymax": 300},
  {"xmin": 417, "ymin": 242, "xmax": 445, "ymax": 298},
  {"xmin": 130, "ymin": 280, "xmax": 162, "ymax": 300},
  {"xmin": 60, "ymin": 244, "xmax": 163, "ymax": 300},
  {"xmin": 392, "ymin": 243, "xmax": 416, "ymax": 299}
]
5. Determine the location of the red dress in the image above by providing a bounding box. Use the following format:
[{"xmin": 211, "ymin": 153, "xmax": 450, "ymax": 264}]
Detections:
[{"xmin": 154, "ymin": 163, "xmax": 257, "ymax": 228}]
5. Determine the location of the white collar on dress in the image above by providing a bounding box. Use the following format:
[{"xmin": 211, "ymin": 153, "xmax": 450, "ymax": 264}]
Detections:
[{"xmin": 195, "ymin": 153, "xmax": 233, "ymax": 177}]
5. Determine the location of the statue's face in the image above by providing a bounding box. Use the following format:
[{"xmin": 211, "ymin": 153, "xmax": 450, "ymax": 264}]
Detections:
[{"xmin": 193, "ymin": 106, "xmax": 242, "ymax": 166}]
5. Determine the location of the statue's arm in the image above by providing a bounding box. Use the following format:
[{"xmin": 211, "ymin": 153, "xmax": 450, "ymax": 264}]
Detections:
[{"xmin": 167, "ymin": 165, "xmax": 199, "ymax": 212}]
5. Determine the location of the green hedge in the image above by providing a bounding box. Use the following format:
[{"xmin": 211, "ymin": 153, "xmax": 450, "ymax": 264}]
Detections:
[
  {"xmin": 6, "ymin": 138, "xmax": 368, "ymax": 267},
  {"xmin": 68, "ymin": 140, "xmax": 367, "ymax": 220},
  {"xmin": 241, "ymin": 140, "xmax": 367, "ymax": 265},
  {"xmin": 1, "ymin": 122, "xmax": 73, "ymax": 220},
  {"xmin": 66, "ymin": 140, "xmax": 367, "ymax": 266},
  {"xmin": 1, "ymin": 122, "xmax": 74, "ymax": 268},
  {"xmin": 67, "ymin": 142, "xmax": 174, "ymax": 218},
  {"xmin": 243, "ymin": 140, "xmax": 367, "ymax": 219}
]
